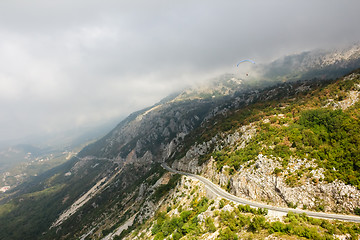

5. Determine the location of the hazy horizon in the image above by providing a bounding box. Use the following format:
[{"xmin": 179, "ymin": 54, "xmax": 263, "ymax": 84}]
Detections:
[{"xmin": 1, "ymin": 1, "xmax": 360, "ymax": 143}]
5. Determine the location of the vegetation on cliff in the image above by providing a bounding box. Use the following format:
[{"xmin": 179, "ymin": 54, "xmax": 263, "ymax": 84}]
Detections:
[
  {"xmin": 126, "ymin": 176, "xmax": 360, "ymax": 240},
  {"xmin": 177, "ymin": 71, "xmax": 360, "ymax": 189}
]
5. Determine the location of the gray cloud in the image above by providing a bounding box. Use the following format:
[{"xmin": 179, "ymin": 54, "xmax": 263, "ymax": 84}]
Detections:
[{"xmin": 0, "ymin": 0, "xmax": 360, "ymax": 141}]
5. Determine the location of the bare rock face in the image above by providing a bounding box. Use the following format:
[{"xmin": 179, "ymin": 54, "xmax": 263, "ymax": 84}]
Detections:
[
  {"xmin": 198, "ymin": 155, "xmax": 360, "ymax": 213},
  {"xmin": 172, "ymin": 157, "xmax": 202, "ymax": 174},
  {"xmin": 325, "ymin": 73, "xmax": 360, "ymax": 110},
  {"xmin": 171, "ymin": 112, "xmax": 360, "ymax": 213},
  {"xmin": 78, "ymin": 96, "xmax": 221, "ymax": 163}
]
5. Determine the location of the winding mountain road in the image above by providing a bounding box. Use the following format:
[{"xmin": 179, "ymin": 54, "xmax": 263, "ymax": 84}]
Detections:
[{"xmin": 161, "ymin": 163, "xmax": 360, "ymax": 223}]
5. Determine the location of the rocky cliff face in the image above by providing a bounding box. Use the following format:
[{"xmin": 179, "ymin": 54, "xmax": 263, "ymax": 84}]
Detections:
[
  {"xmin": 204, "ymin": 156, "xmax": 360, "ymax": 213},
  {"xmin": 79, "ymin": 96, "xmax": 220, "ymax": 163},
  {"xmin": 172, "ymin": 128, "xmax": 360, "ymax": 214},
  {"xmin": 124, "ymin": 166, "xmax": 360, "ymax": 240},
  {"xmin": 170, "ymin": 72, "xmax": 360, "ymax": 214}
]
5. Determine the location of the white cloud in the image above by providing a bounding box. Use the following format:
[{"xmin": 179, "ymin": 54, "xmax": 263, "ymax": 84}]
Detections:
[{"xmin": 0, "ymin": 0, "xmax": 360, "ymax": 141}]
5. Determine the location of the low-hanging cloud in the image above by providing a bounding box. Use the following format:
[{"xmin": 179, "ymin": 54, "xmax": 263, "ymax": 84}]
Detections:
[{"xmin": 0, "ymin": 0, "xmax": 360, "ymax": 142}]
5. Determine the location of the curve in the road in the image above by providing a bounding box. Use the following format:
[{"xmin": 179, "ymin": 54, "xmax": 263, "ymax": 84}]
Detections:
[{"xmin": 161, "ymin": 163, "xmax": 360, "ymax": 223}]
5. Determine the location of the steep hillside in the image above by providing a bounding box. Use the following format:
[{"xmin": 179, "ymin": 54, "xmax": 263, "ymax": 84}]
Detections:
[
  {"xmin": 121, "ymin": 71, "xmax": 360, "ymax": 240},
  {"xmin": 171, "ymin": 70, "xmax": 360, "ymax": 214},
  {"xmin": 124, "ymin": 174, "xmax": 360, "ymax": 240},
  {"xmin": 0, "ymin": 75, "xmax": 247, "ymax": 240},
  {"xmin": 0, "ymin": 46, "xmax": 360, "ymax": 240},
  {"xmin": 77, "ymin": 74, "xmax": 247, "ymax": 162}
]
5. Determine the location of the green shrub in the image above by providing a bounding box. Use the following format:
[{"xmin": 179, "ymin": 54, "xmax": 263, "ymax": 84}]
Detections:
[
  {"xmin": 354, "ymin": 208, "xmax": 360, "ymax": 216},
  {"xmin": 219, "ymin": 199, "xmax": 226, "ymax": 209},
  {"xmin": 172, "ymin": 230, "xmax": 183, "ymax": 240},
  {"xmin": 218, "ymin": 227, "xmax": 238, "ymax": 240},
  {"xmin": 273, "ymin": 167, "xmax": 282, "ymax": 176},
  {"xmin": 269, "ymin": 221, "xmax": 286, "ymax": 233},
  {"xmin": 154, "ymin": 232, "xmax": 164, "ymax": 240},
  {"xmin": 205, "ymin": 217, "xmax": 216, "ymax": 233},
  {"xmin": 257, "ymin": 208, "xmax": 268, "ymax": 215},
  {"xmin": 287, "ymin": 202, "xmax": 297, "ymax": 209},
  {"xmin": 315, "ymin": 204, "xmax": 325, "ymax": 212},
  {"xmin": 248, "ymin": 216, "xmax": 266, "ymax": 233},
  {"xmin": 220, "ymin": 210, "xmax": 237, "ymax": 231}
]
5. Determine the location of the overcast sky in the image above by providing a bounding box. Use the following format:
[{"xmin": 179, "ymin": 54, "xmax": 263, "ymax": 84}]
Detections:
[{"xmin": 0, "ymin": 0, "xmax": 359, "ymax": 143}]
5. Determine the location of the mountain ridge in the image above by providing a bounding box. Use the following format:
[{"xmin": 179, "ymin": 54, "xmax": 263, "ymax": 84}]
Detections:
[{"xmin": 1, "ymin": 45, "xmax": 360, "ymax": 239}]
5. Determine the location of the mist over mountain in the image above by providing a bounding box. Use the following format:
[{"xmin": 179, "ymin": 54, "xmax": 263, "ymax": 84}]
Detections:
[
  {"xmin": 259, "ymin": 44, "xmax": 360, "ymax": 83},
  {"xmin": 1, "ymin": 45, "xmax": 360, "ymax": 239},
  {"xmin": 1, "ymin": 1, "xmax": 360, "ymax": 143}
]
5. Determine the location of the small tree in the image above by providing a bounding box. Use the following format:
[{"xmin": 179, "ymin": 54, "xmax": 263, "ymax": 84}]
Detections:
[{"xmin": 354, "ymin": 207, "xmax": 360, "ymax": 216}]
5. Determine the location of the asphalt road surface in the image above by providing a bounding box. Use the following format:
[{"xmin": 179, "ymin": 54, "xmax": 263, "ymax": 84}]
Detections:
[{"xmin": 161, "ymin": 162, "xmax": 360, "ymax": 223}]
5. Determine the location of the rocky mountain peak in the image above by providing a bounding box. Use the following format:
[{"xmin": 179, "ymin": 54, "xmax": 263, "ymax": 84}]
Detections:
[{"xmin": 261, "ymin": 43, "xmax": 360, "ymax": 82}]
